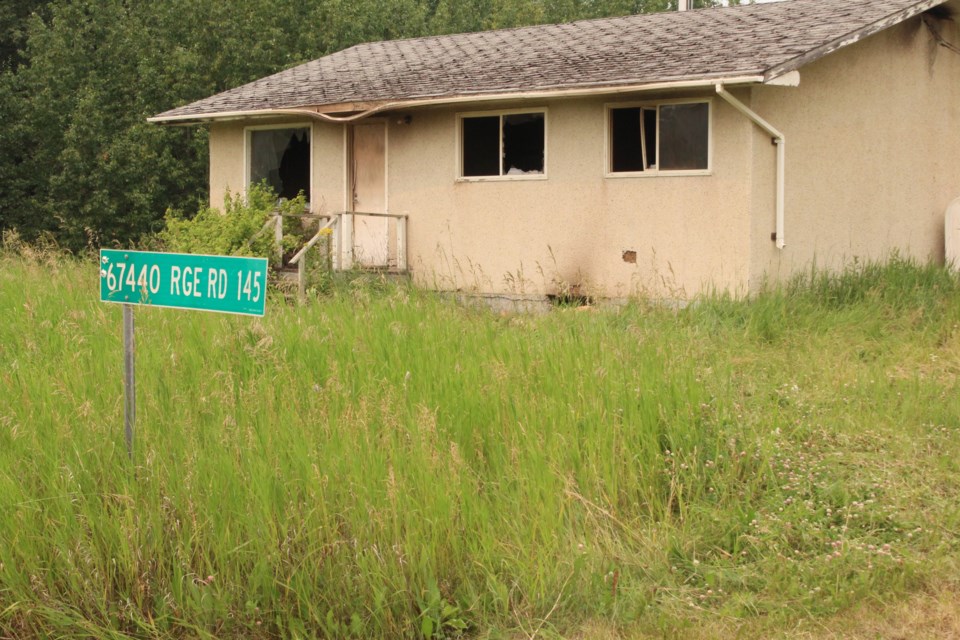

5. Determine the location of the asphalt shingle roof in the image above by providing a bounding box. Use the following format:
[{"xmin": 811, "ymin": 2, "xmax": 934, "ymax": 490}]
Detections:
[{"xmin": 152, "ymin": 0, "xmax": 946, "ymax": 122}]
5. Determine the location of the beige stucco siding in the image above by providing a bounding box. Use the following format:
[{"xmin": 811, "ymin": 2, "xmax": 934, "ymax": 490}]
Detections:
[
  {"xmin": 208, "ymin": 97, "xmax": 753, "ymax": 297},
  {"xmin": 749, "ymin": 7, "xmax": 960, "ymax": 290},
  {"xmin": 208, "ymin": 122, "xmax": 245, "ymax": 210},
  {"xmin": 208, "ymin": 119, "xmax": 345, "ymax": 215},
  {"xmin": 388, "ymin": 95, "xmax": 753, "ymax": 298},
  {"xmin": 311, "ymin": 122, "xmax": 347, "ymax": 216}
]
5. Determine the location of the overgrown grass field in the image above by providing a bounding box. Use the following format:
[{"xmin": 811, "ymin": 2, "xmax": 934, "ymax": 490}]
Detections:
[{"xmin": 1, "ymin": 249, "xmax": 959, "ymax": 638}]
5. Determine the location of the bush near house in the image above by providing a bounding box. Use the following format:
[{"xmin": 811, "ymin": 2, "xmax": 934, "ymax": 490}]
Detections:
[
  {"xmin": 1, "ymin": 249, "xmax": 958, "ymax": 638},
  {"xmin": 159, "ymin": 183, "xmax": 307, "ymax": 266}
]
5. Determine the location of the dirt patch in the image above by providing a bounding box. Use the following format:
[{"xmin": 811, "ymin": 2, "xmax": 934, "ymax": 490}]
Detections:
[{"xmin": 566, "ymin": 583, "xmax": 960, "ymax": 639}]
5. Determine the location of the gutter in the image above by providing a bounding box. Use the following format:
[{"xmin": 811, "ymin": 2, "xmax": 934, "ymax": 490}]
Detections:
[
  {"xmin": 147, "ymin": 75, "xmax": 767, "ymax": 125},
  {"xmin": 715, "ymin": 83, "xmax": 786, "ymax": 250}
]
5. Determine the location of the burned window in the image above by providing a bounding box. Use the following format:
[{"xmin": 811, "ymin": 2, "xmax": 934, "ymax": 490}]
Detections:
[
  {"xmin": 610, "ymin": 107, "xmax": 656, "ymax": 172},
  {"xmin": 249, "ymin": 127, "xmax": 311, "ymax": 200},
  {"xmin": 460, "ymin": 111, "xmax": 545, "ymax": 178},
  {"xmin": 609, "ymin": 102, "xmax": 708, "ymax": 174},
  {"xmin": 462, "ymin": 116, "xmax": 500, "ymax": 177}
]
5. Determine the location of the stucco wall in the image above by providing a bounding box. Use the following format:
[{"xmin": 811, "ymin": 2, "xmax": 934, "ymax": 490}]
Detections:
[
  {"xmin": 748, "ymin": 6, "xmax": 960, "ymax": 290},
  {"xmin": 208, "ymin": 119, "xmax": 345, "ymax": 216},
  {"xmin": 208, "ymin": 121, "xmax": 245, "ymax": 210},
  {"xmin": 208, "ymin": 96, "xmax": 754, "ymax": 298},
  {"xmin": 388, "ymin": 94, "xmax": 754, "ymax": 298}
]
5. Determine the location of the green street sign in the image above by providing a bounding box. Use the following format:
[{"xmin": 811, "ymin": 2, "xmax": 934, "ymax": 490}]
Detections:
[{"xmin": 99, "ymin": 249, "xmax": 268, "ymax": 316}]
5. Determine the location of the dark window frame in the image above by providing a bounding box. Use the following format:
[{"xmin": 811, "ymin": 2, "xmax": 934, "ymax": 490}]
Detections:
[
  {"xmin": 606, "ymin": 99, "xmax": 712, "ymax": 176},
  {"xmin": 457, "ymin": 109, "xmax": 548, "ymax": 181},
  {"xmin": 246, "ymin": 123, "xmax": 313, "ymax": 203}
]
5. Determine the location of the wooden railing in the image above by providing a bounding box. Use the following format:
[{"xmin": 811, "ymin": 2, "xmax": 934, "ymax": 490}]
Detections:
[
  {"xmin": 289, "ymin": 216, "xmax": 337, "ymax": 300},
  {"xmin": 337, "ymin": 211, "xmax": 408, "ymax": 273},
  {"xmin": 249, "ymin": 209, "xmax": 409, "ymax": 301}
]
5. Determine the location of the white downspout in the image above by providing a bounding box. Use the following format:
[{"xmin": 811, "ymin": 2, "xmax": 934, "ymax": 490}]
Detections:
[{"xmin": 715, "ymin": 84, "xmax": 786, "ymax": 249}]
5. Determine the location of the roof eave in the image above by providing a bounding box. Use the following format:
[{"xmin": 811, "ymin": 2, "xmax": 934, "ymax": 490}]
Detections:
[
  {"xmin": 763, "ymin": 0, "xmax": 950, "ymax": 81},
  {"xmin": 147, "ymin": 74, "xmax": 768, "ymax": 125}
]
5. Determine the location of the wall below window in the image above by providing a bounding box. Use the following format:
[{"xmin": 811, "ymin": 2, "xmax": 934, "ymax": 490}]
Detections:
[{"xmin": 389, "ymin": 95, "xmax": 753, "ymax": 299}]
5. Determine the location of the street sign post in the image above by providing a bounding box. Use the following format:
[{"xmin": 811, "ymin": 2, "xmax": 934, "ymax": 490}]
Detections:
[{"xmin": 99, "ymin": 249, "xmax": 269, "ymax": 459}]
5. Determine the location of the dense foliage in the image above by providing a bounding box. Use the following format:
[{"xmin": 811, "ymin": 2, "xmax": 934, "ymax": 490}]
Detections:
[
  {"xmin": 0, "ymin": 0, "xmax": 727, "ymax": 250},
  {"xmin": 160, "ymin": 183, "xmax": 308, "ymax": 264}
]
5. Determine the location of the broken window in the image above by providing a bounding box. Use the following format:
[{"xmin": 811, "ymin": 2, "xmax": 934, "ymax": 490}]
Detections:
[
  {"xmin": 609, "ymin": 102, "xmax": 709, "ymax": 174},
  {"xmin": 610, "ymin": 107, "xmax": 656, "ymax": 172},
  {"xmin": 249, "ymin": 126, "xmax": 311, "ymax": 200},
  {"xmin": 462, "ymin": 116, "xmax": 500, "ymax": 177},
  {"xmin": 460, "ymin": 111, "xmax": 545, "ymax": 178}
]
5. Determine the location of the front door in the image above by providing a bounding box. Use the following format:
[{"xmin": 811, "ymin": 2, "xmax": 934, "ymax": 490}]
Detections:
[{"xmin": 351, "ymin": 121, "xmax": 388, "ymax": 267}]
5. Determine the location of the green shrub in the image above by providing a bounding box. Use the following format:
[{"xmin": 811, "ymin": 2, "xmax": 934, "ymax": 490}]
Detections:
[{"xmin": 159, "ymin": 183, "xmax": 306, "ymax": 265}]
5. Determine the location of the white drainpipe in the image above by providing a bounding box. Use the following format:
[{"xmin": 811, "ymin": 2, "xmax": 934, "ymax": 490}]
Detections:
[{"xmin": 715, "ymin": 84, "xmax": 786, "ymax": 249}]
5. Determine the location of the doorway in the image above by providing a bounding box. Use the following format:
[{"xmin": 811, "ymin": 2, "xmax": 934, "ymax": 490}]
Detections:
[{"xmin": 351, "ymin": 121, "xmax": 389, "ymax": 267}]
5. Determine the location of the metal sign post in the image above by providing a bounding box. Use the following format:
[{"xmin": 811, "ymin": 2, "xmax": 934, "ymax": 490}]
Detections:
[
  {"xmin": 123, "ymin": 304, "xmax": 135, "ymax": 460},
  {"xmin": 100, "ymin": 249, "xmax": 269, "ymax": 461}
]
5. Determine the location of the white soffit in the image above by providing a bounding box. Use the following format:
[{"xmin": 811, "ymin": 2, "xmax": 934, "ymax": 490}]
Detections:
[{"xmin": 764, "ymin": 71, "xmax": 801, "ymax": 87}]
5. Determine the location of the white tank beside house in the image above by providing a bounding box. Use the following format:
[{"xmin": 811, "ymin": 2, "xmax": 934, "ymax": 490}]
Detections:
[{"xmin": 946, "ymin": 198, "xmax": 960, "ymax": 271}]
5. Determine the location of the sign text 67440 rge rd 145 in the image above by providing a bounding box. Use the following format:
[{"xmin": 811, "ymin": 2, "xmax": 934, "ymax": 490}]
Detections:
[{"xmin": 99, "ymin": 249, "xmax": 268, "ymax": 316}]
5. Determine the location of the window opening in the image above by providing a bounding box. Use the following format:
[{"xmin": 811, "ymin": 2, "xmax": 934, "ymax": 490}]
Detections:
[
  {"xmin": 610, "ymin": 107, "xmax": 659, "ymax": 172},
  {"xmin": 611, "ymin": 108, "xmax": 644, "ymax": 172},
  {"xmin": 643, "ymin": 108, "xmax": 657, "ymax": 169},
  {"xmin": 462, "ymin": 116, "xmax": 500, "ymax": 177},
  {"xmin": 503, "ymin": 113, "xmax": 544, "ymax": 175},
  {"xmin": 610, "ymin": 102, "xmax": 708, "ymax": 174},
  {"xmin": 250, "ymin": 127, "xmax": 310, "ymax": 200},
  {"xmin": 461, "ymin": 112, "xmax": 544, "ymax": 178}
]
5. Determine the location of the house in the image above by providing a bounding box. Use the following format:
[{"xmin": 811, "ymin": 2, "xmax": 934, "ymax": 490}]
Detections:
[{"xmin": 150, "ymin": 0, "xmax": 960, "ymax": 302}]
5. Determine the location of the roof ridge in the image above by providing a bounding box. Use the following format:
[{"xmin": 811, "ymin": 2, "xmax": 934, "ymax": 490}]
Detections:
[{"xmin": 337, "ymin": 0, "xmax": 785, "ymax": 53}]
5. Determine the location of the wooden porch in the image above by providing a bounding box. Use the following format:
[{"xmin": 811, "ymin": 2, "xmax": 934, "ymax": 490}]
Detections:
[{"xmin": 253, "ymin": 210, "xmax": 409, "ymax": 299}]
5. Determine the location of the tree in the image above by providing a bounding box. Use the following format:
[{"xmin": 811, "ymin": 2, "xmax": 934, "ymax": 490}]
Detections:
[{"xmin": 0, "ymin": 0, "xmax": 50, "ymax": 70}]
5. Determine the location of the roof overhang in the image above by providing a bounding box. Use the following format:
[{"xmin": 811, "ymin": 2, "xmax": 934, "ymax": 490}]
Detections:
[
  {"xmin": 148, "ymin": 0, "xmax": 952, "ymax": 128},
  {"xmin": 763, "ymin": 0, "xmax": 952, "ymax": 80},
  {"xmin": 148, "ymin": 74, "xmax": 772, "ymax": 125}
]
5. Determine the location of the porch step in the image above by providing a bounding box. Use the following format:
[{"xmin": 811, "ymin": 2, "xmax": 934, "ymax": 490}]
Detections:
[{"xmin": 352, "ymin": 266, "xmax": 409, "ymax": 276}]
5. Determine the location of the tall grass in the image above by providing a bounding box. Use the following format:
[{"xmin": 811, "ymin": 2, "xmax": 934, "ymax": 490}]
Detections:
[{"xmin": 1, "ymin": 249, "xmax": 959, "ymax": 638}]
